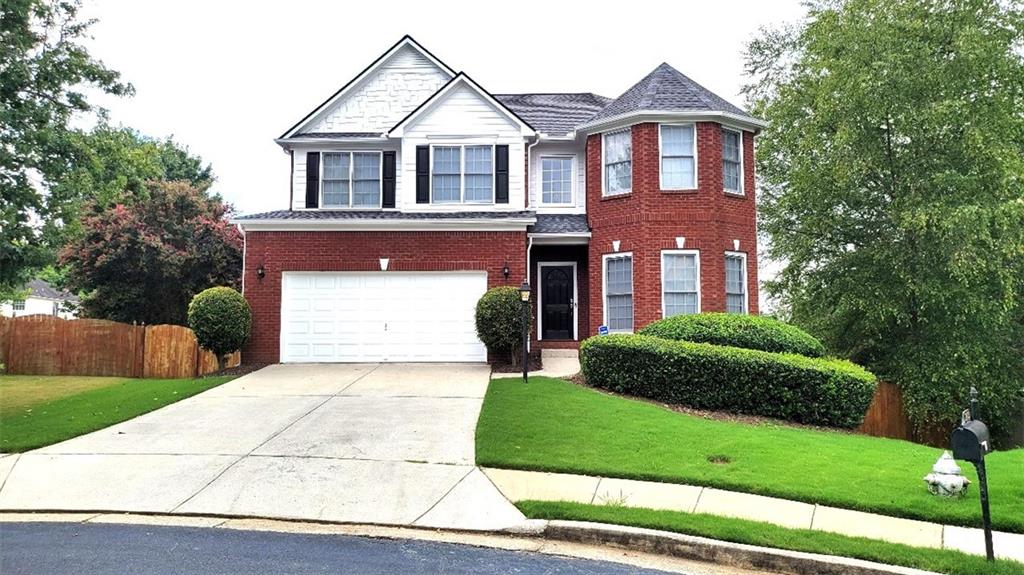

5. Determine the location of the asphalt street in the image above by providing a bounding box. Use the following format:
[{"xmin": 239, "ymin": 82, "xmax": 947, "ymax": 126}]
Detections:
[{"xmin": 0, "ymin": 522, "xmax": 678, "ymax": 574}]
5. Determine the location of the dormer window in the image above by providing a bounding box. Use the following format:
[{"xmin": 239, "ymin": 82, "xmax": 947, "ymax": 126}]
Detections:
[
  {"xmin": 321, "ymin": 151, "xmax": 382, "ymax": 208},
  {"xmin": 431, "ymin": 145, "xmax": 494, "ymax": 204}
]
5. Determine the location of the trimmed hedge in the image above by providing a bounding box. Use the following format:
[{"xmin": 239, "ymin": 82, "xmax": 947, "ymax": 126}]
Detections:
[
  {"xmin": 580, "ymin": 334, "xmax": 876, "ymax": 428},
  {"xmin": 638, "ymin": 313, "xmax": 827, "ymax": 357},
  {"xmin": 475, "ymin": 286, "xmax": 525, "ymax": 362},
  {"xmin": 187, "ymin": 286, "xmax": 251, "ymax": 369}
]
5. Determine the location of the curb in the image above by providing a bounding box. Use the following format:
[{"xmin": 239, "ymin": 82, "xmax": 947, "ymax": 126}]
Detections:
[{"xmin": 542, "ymin": 520, "xmax": 939, "ymax": 575}]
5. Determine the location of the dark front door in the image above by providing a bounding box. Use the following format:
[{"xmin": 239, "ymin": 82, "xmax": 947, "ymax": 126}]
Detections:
[{"xmin": 541, "ymin": 265, "xmax": 574, "ymax": 340}]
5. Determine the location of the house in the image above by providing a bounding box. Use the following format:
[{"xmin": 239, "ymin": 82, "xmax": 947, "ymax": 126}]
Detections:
[
  {"xmin": 232, "ymin": 36, "xmax": 763, "ymax": 364},
  {"xmin": 1, "ymin": 279, "xmax": 79, "ymax": 319}
]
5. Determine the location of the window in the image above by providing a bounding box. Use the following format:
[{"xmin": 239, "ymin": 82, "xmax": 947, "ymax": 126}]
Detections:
[
  {"xmin": 662, "ymin": 251, "xmax": 700, "ymax": 317},
  {"xmin": 725, "ymin": 252, "xmax": 747, "ymax": 313},
  {"xmin": 604, "ymin": 254, "xmax": 633, "ymax": 332},
  {"xmin": 12, "ymin": 300, "xmax": 25, "ymax": 311},
  {"xmin": 541, "ymin": 157, "xmax": 573, "ymax": 205},
  {"xmin": 603, "ymin": 130, "xmax": 632, "ymax": 195},
  {"xmin": 722, "ymin": 128, "xmax": 743, "ymax": 194},
  {"xmin": 321, "ymin": 151, "xmax": 381, "ymax": 208},
  {"xmin": 432, "ymin": 145, "xmax": 494, "ymax": 203},
  {"xmin": 660, "ymin": 124, "xmax": 696, "ymax": 189}
]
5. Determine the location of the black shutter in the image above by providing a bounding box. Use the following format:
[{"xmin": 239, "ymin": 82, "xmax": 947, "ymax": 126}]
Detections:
[
  {"xmin": 305, "ymin": 152, "xmax": 319, "ymax": 209},
  {"xmin": 415, "ymin": 145, "xmax": 430, "ymax": 203},
  {"xmin": 495, "ymin": 145, "xmax": 509, "ymax": 204},
  {"xmin": 382, "ymin": 151, "xmax": 396, "ymax": 208}
]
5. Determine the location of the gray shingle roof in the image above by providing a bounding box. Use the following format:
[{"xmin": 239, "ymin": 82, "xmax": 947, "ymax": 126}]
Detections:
[
  {"xmin": 291, "ymin": 132, "xmax": 383, "ymax": 139},
  {"xmin": 233, "ymin": 210, "xmax": 535, "ymax": 221},
  {"xmin": 27, "ymin": 279, "xmax": 78, "ymax": 302},
  {"xmin": 528, "ymin": 214, "xmax": 590, "ymax": 234},
  {"xmin": 493, "ymin": 94, "xmax": 611, "ymax": 136},
  {"xmin": 588, "ymin": 63, "xmax": 754, "ymax": 124}
]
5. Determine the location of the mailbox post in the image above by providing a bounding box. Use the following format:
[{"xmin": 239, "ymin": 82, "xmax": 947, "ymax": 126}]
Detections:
[{"xmin": 950, "ymin": 387, "xmax": 993, "ymax": 561}]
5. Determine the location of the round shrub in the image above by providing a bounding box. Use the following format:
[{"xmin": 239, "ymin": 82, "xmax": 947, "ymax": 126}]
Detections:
[
  {"xmin": 187, "ymin": 286, "xmax": 251, "ymax": 371},
  {"xmin": 580, "ymin": 334, "xmax": 876, "ymax": 428},
  {"xmin": 638, "ymin": 312, "xmax": 826, "ymax": 357},
  {"xmin": 475, "ymin": 286, "xmax": 526, "ymax": 364}
]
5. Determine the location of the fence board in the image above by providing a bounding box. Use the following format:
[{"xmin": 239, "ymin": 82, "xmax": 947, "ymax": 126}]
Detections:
[
  {"xmin": 62, "ymin": 319, "xmax": 144, "ymax": 377},
  {"xmin": 143, "ymin": 325, "xmax": 199, "ymax": 379},
  {"xmin": 197, "ymin": 349, "xmax": 240, "ymax": 376},
  {"xmin": 6, "ymin": 315, "xmax": 63, "ymax": 375},
  {"xmin": 0, "ymin": 316, "xmax": 9, "ymax": 367},
  {"xmin": 857, "ymin": 381, "xmax": 912, "ymax": 440}
]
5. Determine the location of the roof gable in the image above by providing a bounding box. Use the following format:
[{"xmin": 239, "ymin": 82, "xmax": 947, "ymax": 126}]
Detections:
[
  {"xmin": 280, "ymin": 36, "xmax": 455, "ymax": 139},
  {"xmin": 389, "ymin": 74, "xmax": 535, "ymax": 137}
]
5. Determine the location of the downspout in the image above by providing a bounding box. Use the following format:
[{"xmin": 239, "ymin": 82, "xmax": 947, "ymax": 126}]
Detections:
[
  {"xmin": 238, "ymin": 224, "xmax": 247, "ymax": 296},
  {"xmin": 525, "ymin": 133, "xmax": 543, "ymax": 284}
]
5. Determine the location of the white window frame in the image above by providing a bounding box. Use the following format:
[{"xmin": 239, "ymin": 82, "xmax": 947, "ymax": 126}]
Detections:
[
  {"xmin": 319, "ymin": 151, "xmax": 383, "ymax": 209},
  {"xmin": 429, "ymin": 144, "xmax": 496, "ymax": 205},
  {"xmin": 724, "ymin": 251, "xmax": 749, "ymax": 313},
  {"xmin": 12, "ymin": 299, "xmax": 25, "ymax": 311},
  {"xmin": 539, "ymin": 155, "xmax": 575, "ymax": 206},
  {"xmin": 602, "ymin": 252, "xmax": 634, "ymax": 333},
  {"xmin": 601, "ymin": 130, "xmax": 632, "ymax": 197},
  {"xmin": 722, "ymin": 127, "xmax": 744, "ymax": 195},
  {"xmin": 658, "ymin": 123, "xmax": 698, "ymax": 191},
  {"xmin": 661, "ymin": 250, "xmax": 701, "ymax": 317}
]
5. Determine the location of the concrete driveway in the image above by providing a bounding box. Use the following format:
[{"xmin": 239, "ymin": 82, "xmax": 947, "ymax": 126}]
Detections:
[{"xmin": 0, "ymin": 364, "xmax": 525, "ymax": 530}]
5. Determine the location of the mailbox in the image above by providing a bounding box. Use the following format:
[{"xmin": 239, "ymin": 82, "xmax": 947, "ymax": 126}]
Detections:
[{"xmin": 951, "ymin": 420, "xmax": 990, "ymax": 463}]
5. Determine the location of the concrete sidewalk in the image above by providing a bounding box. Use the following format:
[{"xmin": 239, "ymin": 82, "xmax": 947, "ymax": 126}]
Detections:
[{"xmin": 483, "ymin": 467, "xmax": 1024, "ymax": 562}]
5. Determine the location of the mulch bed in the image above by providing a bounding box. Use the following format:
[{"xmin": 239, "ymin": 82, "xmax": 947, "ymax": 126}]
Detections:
[
  {"xmin": 491, "ymin": 353, "xmax": 543, "ymax": 373},
  {"xmin": 204, "ymin": 363, "xmax": 271, "ymax": 378}
]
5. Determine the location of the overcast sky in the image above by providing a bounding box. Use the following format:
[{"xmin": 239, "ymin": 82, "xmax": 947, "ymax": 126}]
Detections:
[{"xmin": 81, "ymin": 0, "xmax": 806, "ymax": 216}]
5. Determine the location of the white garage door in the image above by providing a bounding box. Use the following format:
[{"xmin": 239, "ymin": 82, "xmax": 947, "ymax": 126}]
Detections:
[{"xmin": 280, "ymin": 272, "xmax": 488, "ymax": 363}]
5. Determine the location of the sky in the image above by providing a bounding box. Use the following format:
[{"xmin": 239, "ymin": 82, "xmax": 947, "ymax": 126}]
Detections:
[{"xmin": 81, "ymin": 0, "xmax": 807, "ymax": 216}]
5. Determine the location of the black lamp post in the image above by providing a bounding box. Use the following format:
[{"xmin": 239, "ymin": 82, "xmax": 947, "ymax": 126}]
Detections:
[{"xmin": 518, "ymin": 280, "xmax": 531, "ymax": 384}]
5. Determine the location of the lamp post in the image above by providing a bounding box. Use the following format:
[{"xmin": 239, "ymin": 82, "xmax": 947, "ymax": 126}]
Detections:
[{"xmin": 519, "ymin": 280, "xmax": 531, "ymax": 384}]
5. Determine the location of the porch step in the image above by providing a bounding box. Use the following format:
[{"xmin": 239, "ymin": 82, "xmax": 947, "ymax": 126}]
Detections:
[{"xmin": 542, "ymin": 348, "xmax": 579, "ymax": 360}]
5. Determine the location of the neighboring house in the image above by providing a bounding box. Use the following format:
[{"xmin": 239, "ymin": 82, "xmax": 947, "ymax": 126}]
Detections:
[
  {"xmin": 1, "ymin": 279, "xmax": 79, "ymax": 319},
  {"xmin": 233, "ymin": 36, "xmax": 763, "ymax": 364}
]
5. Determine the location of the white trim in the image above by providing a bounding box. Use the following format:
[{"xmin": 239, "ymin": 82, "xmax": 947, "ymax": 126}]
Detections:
[
  {"xmin": 281, "ymin": 37, "xmax": 455, "ymax": 139},
  {"xmin": 319, "ymin": 150, "xmax": 384, "ymax": 209},
  {"xmin": 660, "ymin": 249, "xmax": 701, "ymax": 317},
  {"xmin": 538, "ymin": 155, "xmax": 575, "ymax": 207},
  {"xmin": 578, "ymin": 110, "xmax": 767, "ymax": 134},
  {"xmin": 724, "ymin": 250, "xmax": 749, "ymax": 314},
  {"xmin": 721, "ymin": 127, "xmax": 745, "ymax": 196},
  {"xmin": 602, "ymin": 129, "xmax": 632, "ymax": 197},
  {"xmin": 389, "ymin": 74, "xmax": 535, "ymax": 137},
  {"xmin": 658, "ymin": 123, "xmax": 698, "ymax": 191},
  {"xmin": 527, "ymin": 232, "xmax": 590, "ymax": 245},
  {"xmin": 276, "ymin": 136, "xmax": 389, "ymax": 147},
  {"xmin": 232, "ymin": 217, "xmax": 535, "ymax": 233},
  {"xmin": 537, "ymin": 261, "xmax": 579, "ymax": 341},
  {"xmin": 429, "ymin": 144, "xmax": 496, "ymax": 205},
  {"xmin": 602, "ymin": 251, "xmax": 634, "ymax": 333}
]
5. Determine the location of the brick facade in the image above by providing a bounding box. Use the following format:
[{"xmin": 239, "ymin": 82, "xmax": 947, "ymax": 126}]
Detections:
[
  {"xmin": 242, "ymin": 230, "xmax": 526, "ymax": 363},
  {"xmin": 585, "ymin": 122, "xmax": 759, "ymax": 337}
]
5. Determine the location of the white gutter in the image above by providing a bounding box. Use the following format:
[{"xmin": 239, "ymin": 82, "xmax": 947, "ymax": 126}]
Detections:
[{"xmin": 576, "ymin": 110, "xmax": 768, "ymax": 134}]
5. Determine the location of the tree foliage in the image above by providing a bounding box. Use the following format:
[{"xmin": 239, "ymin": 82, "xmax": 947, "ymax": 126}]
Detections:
[
  {"xmin": 188, "ymin": 287, "xmax": 251, "ymax": 371},
  {"xmin": 0, "ymin": 0, "xmax": 132, "ymax": 292},
  {"xmin": 60, "ymin": 181, "xmax": 242, "ymax": 326},
  {"xmin": 475, "ymin": 286, "xmax": 527, "ymax": 365},
  {"xmin": 745, "ymin": 0, "xmax": 1024, "ymax": 438}
]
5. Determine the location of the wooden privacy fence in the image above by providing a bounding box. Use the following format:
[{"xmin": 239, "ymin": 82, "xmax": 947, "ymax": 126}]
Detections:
[
  {"xmin": 0, "ymin": 315, "xmax": 239, "ymax": 379},
  {"xmin": 857, "ymin": 381, "xmax": 913, "ymax": 440}
]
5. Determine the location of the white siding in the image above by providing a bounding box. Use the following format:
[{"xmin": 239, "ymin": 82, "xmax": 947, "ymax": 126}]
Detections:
[
  {"xmin": 529, "ymin": 141, "xmax": 586, "ymax": 214},
  {"xmin": 302, "ymin": 45, "xmax": 451, "ymax": 134},
  {"xmin": 1, "ymin": 297, "xmax": 76, "ymax": 319},
  {"xmin": 291, "ymin": 142, "xmax": 401, "ymax": 210}
]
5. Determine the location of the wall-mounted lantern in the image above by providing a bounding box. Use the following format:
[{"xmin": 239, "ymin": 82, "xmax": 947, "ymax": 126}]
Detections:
[
  {"xmin": 502, "ymin": 262, "xmax": 510, "ymax": 282},
  {"xmin": 256, "ymin": 264, "xmax": 266, "ymax": 280}
]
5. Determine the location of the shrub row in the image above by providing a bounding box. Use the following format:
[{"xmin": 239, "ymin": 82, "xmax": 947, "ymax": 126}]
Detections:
[
  {"xmin": 639, "ymin": 313, "xmax": 827, "ymax": 358},
  {"xmin": 580, "ymin": 334, "xmax": 876, "ymax": 428}
]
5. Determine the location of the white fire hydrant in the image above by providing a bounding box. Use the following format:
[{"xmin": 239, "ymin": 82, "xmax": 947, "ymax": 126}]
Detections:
[{"xmin": 924, "ymin": 451, "xmax": 971, "ymax": 497}]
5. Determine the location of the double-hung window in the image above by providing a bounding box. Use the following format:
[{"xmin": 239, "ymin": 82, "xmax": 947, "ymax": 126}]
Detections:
[
  {"xmin": 662, "ymin": 251, "xmax": 700, "ymax": 317},
  {"xmin": 541, "ymin": 157, "xmax": 573, "ymax": 205},
  {"xmin": 603, "ymin": 130, "xmax": 632, "ymax": 195},
  {"xmin": 321, "ymin": 151, "xmax": 382, "ymax": 208},
  {"xmin": 660, "ymin": 124, "xmax": 696, "ymax": 189},
  {"xmin": 725, "ymin": 252, "xmax": 748, "ymax": 313},
  {"xmin": 722, "ymin": 128, "xmax": 743, "ymax": 194},
  {"xmin": 12, "ymin": 300, "xmax": 25, "ymax": 311},
  {"xmin": 432, "ymin": 145, "xmax": 494, "ymax": 203},
  {"xmin": 604, "ymin": 254, "xmax": 634, "ymax": 332}
]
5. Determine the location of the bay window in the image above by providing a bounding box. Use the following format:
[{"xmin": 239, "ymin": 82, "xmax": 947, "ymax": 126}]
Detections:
[
  {"xmin": 660, "ymin": 124, "xmax": 696, "ymax": 189},
  {"xmin": 603, "ymin": 130, "xmax": 632, "ymax": 195},
  {"xmin": 722, "ymin": 128, "xmax": 743, "ymax": 194},
  {"xmin": 662, "ymin": 251, "xmax": 700, "ymax": 317},
  {"xmin": 725, "ymin": 252, "xmax": 747, "ymax": 313},
  {"xmin": 604, "ymin": 253, "xmax": 634, "ymax": 332}
]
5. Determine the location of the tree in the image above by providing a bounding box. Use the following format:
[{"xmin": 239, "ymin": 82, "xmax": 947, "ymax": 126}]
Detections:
[
  {"xmin": 60, "ymin": 181, "xmax": 242, "ymax": 326},
  {"xmin": 475, "ymin": 286, "xmax": 527, "ymax": 366},
  {"xmin": 188, "ymin": 287, "xmax": 251, "ymax": 372},
  {"xmin": 0, "ymin": 0, "xmax": 132, "ymax": 293},
  {"xmin": 745, "ymin": 0, "xmax": 1024, "ymax": 438}
]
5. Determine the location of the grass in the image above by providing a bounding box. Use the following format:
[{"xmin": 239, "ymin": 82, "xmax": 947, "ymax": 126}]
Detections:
[
  {"xmin": 0, "ymin": 375, "xmax": 234, "ymax": 452},
  {"xmin": 476, "ymin": 376, "xmax": 1024, "ymax": 533},
  {"xmin": 518, "ymin": 501, "xmax": 1024, "ymax": 575}
]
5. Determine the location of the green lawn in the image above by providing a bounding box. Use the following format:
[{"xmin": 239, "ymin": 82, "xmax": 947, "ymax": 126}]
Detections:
[
  {"xmin": 0, "ymin": 375, "xmax": 234, "ymax": 452},
  {"xmin": 518, "ymin": 501, "xmax": 1024, "ymax": 575},
  {"xmin": 476, "ymin": 377, "xmax": 1024, "ymax": 533}
]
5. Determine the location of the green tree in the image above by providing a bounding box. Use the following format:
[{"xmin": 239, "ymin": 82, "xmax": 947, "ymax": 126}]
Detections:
[
  {"xmin": 745, "ymin": 0, "xmax": 1024, "ymax": 438},
  {"xmin": 0, "ymin": 0, "xmax": 132, "ymax": 293}
]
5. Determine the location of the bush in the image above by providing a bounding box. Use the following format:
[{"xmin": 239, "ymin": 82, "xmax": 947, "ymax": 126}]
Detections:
[
  {"xmin": 639, "ymin": 313, "xmax": 827, "ymax": 357},
  {"xmin": 475, "ymin": 286, "xmax": 526, "ymax": 365},
  {"xmin": 187, "ymin": 286, "xmax": 251, "ymax": 371},
  {"xmin": 580, "ymin": 334, "xmax": 876, "ymax": 428}
]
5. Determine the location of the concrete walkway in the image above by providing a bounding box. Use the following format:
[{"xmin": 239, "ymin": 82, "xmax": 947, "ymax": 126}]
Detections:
[
  {"xmin": 0, "ymin": 364, "xmax": 524, "ymax": 531},
  {"xmin": 482, "ymin": 467, "xmax": 1024, "ymax": 562}
]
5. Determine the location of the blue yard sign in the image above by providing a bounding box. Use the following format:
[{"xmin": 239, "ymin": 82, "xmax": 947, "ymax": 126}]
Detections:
[{"xmin": 598, "ymin": 325, "xmax": 609, "ymax": 336}]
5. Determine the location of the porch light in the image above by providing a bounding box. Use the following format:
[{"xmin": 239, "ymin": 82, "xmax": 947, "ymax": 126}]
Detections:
[
  {"xmin": 256, "ymin": 264, "xmax": 266, "ymax": 280},
  {"xmin": 502, "ymin": 262, "xmax": 510, "ymax": 282},
  {"xmin": 519, "ymin": 281, "xmax": 531, "ymax": 302}
]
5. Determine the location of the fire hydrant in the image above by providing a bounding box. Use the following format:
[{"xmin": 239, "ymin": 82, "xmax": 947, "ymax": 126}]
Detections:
[{"xmin": 924, "ymin": 451, "xmax": 970, "ymax": 497}]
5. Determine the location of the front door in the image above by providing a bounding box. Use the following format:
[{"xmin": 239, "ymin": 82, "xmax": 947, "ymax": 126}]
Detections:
[{"xmin": 540, "ymin": 265, "xmax": 574, "ymax": 340}]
